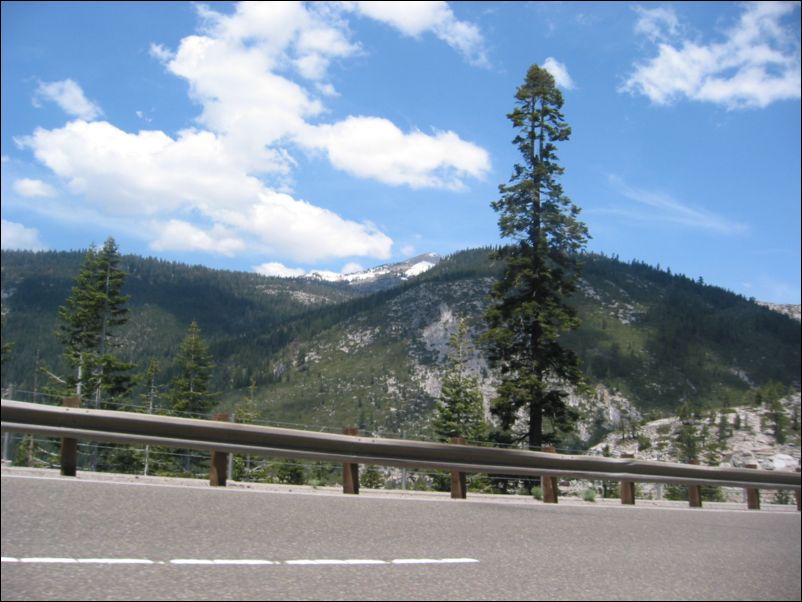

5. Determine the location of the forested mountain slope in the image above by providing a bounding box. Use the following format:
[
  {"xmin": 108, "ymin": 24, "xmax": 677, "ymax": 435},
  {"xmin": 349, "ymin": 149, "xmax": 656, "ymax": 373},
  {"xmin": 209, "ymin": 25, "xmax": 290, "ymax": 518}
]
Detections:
[{"xmin": 2, "ymin": 248, "xmax": 799, "ymax": 442}]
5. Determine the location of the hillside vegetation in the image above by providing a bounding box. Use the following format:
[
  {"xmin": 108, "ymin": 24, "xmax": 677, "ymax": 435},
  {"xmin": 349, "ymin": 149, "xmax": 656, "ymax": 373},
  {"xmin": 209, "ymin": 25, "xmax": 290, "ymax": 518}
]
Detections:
[{"xmin": 2, "ymin": 248, "xmax": 799, "ymax": 444}]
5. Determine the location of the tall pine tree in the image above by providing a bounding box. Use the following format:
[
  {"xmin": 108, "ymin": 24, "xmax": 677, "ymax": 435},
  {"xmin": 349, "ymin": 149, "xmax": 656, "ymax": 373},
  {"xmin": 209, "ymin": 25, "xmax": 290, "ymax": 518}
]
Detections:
[
  {"xmin": 171, "ymin": 321, "xmax": 215, "ymax": 416},
  {"xmin": 56, "ymin": 237, "xmax": 134, "ymax": 407},
  {"xmin": 484, "ymin": 65, "xmax": 589, "ymax": 451}
]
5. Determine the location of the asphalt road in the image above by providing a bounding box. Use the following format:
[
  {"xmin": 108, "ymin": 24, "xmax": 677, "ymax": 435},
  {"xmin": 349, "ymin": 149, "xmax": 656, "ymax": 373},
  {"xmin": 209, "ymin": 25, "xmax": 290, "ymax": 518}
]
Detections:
[{"xmin": 2, "ymin": 473, "xmax": 800, "ymax": 600}]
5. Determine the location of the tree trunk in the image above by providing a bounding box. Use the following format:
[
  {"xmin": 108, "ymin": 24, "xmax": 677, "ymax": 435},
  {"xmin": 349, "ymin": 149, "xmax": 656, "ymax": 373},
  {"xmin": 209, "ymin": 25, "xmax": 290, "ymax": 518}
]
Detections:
[{"xmin": 529, "ymin": 398, "xmax": 543, "ymax": 451}]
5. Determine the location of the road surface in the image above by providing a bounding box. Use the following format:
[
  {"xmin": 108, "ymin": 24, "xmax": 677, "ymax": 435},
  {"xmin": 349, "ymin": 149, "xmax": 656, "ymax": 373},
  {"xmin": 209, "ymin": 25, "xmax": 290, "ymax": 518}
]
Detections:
[{"xmin": 2, "ymin": 472, "xmax": 800, "ymax": 600}]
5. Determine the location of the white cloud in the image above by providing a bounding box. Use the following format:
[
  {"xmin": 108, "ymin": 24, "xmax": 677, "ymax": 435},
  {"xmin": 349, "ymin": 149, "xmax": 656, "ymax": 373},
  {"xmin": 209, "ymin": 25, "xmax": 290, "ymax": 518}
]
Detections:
[
  {"xmin": 13, "ymin": 178, "xmax": 56, "ymax": 198},
  {"xmin": 347, "ymin": 1, "xmax": 451, "ymax": 36},
  {"xmin": 162, "ymin": 32, "xmax": 324, "ymax": 174},
  {"xmin": 341, "ymin": 261, "xmax": 364, "ymax": 274},
  {"xmin": 149, "ymin": 220, "xmax": 246, "ymax": 256},
  {"xmin": 18, "ymin": 2, "xmax": 489, "ymax": 264},
  {"xmin": 34, "ymin": 79, "xmax": 102, "ymax": 120},
  {"xmin": 152, "ymin": 2, "xmax": 489, "ymax": 188},
  {"xmin": 254, "ymin": 261, "xmax": 307, "ymax": 278},
  {"xmin": 347, "ymin": 1, "xmax": 489, "ymax": 67},
  {"xmin": 298, "ymin": 116, "xmax": 490, "ymax": 190},
  {"xmin": 17, "ymin": 120, "xmax": 263, "ymax": 216},
  {"xmin": 1, "ymin": 220, "xmax": 47, "ymax": 250},
  {"xmin": 623, "ymin": 2, "xmax": 801, "ymax": 109},
  {"xmin": 18, "ymin": 119, "xmax": 392, "ymax": 262},
  {"xmin": 633, "ymin": 5, "xmax": 680, "ymax": 43},
  {"xmin": 609, "ymin": 175, "xmax": 749, "ymax": 235},
  {"xmin": 190, "ymin": 1, "xmax": 359, "ymax": 83},
  {"xmin": 244, "ymin": 189, "xmax": 392, "ymax": 262},
  {"xmin": 254, "ymin": 259, "xmax": 365, "ymax": 279},
  {"xmin": 148, "ymin": 43, "xmax": 175, "ymax": 63},
  {"xmin": 543, "ymin": 57, "xmax": 575, "ymax": 90}
]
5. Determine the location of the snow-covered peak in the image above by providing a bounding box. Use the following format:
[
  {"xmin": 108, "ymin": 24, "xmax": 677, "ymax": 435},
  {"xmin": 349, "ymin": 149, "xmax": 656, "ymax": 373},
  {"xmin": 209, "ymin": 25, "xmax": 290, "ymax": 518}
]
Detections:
[{"xmin": 307, "ymin": 253, "xmax": 441, "ymax": 288}]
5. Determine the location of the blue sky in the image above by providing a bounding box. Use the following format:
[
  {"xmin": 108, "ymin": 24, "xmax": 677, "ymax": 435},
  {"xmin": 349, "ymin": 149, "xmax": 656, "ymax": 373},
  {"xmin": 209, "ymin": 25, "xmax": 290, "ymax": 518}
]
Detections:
[{"xmin": 2, "ymin": 1, "xmax": 800, "ymax": 303}]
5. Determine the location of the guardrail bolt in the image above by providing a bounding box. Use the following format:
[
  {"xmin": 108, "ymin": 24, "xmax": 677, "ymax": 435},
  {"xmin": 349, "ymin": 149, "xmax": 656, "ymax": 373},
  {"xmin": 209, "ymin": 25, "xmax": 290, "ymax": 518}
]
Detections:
[
  {"xmin": 620, "ymin": 453, "xmax": 635, "ymax": 505},
  {"xmin": 449, "ymin": 437, "xmax": 467, "ymax": 499},
  {"xmin": 687, "ymin": 460, "xmax": 702, "ymax": 508},
  {"xmin": 542, "ymin": 446, "xmax": 558, "ymax": 504},
  {"xmin": 342, "ymin": 427, "xmax": 360, "ymax": 495},
  {"xmin": 744, "ymin": 463, "xmax": 760, "ymax": 510},
  {"xmin": 59, "ymin": 397, "xmax": 80, "ymax": 477},
  {"xmin": 209, "ymin": 413, "xmax": 230, "ymax": 487}
]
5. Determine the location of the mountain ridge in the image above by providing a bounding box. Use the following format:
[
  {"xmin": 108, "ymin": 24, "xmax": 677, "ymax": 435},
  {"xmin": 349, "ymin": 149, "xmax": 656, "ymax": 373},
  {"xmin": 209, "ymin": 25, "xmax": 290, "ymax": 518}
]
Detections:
[
  {"xmin": 1, "ymin": 247, "xmax": 799, "ymax": 447},
  {"xmin": 305, "ymin": 253, "xmax": 442, "ymax": 291}
]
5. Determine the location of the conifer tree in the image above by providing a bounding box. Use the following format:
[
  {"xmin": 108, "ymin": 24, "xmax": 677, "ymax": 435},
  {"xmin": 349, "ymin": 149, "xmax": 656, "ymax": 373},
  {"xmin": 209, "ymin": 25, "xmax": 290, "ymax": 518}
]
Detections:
[
  {"xmin": 484, "ymin": 64, "xmax": 589, "ymax": 451},
  {"xmin": 171, "ymin": 321, "xmax": 215, "ymax": 416},
  {"xmin": 1, "ymin": 314, "xmax": 12, "ymax": 366},
  {"xmin": 56, "ymin": 237, "xmax": 134, "ymax": 407},
  {"xmin": 433, "ymin": 320, "xmax": 487, "ymax": 443}
]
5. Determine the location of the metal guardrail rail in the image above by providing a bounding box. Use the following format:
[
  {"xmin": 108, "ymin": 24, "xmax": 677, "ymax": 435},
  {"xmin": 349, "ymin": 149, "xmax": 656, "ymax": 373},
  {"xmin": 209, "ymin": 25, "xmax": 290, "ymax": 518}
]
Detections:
[{"xmin": 3, "ymin": 399, "xmax": 800, "ymax": 492}]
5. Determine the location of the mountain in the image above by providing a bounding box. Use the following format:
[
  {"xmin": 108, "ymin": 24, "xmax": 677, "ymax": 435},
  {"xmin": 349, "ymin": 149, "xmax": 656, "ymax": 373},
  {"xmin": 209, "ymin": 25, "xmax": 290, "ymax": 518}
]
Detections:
[
  {"xmin": 1, "ymin": 248, "xmax": 800, "ymax": 448},
  {"xmin": 757, "ymin": 302, "xmax": 801, "ymax": 322},
  {"xmin": 306, "ymin": 253, "xmax": 441, "ymax": 292},
  {"xmin": 582, "ymin": 392, "xmax": 800, "ymax": 502}
]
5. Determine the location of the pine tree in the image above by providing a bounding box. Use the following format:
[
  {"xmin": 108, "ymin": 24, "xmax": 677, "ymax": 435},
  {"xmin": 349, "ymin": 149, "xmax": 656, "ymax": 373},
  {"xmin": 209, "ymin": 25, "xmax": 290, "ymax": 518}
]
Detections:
[
  {"xmin": 1, "ymin": 313, "xmax": 13, "ymax": 365},
  {"xmin": 171, "ymin": 321, "xmax": 215, "ymax": 416},
  {"xmin": 484, "ymin": 64, "xmax": 589, "ymax": 451},
  {"xmin": 433, "ymin": 320, "xmax": 487, "ymax": 443},
  {"xmin": 56, "ymin": 237, "xmax": 134, "ymax": 407}
]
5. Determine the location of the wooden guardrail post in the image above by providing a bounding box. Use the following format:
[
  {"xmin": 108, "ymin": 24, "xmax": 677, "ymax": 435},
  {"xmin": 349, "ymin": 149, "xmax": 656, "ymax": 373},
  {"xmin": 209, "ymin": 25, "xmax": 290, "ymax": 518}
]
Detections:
[
  {"xmin": 342, "ymin": 427, "xmax": 360, "ymax": 495},
  {"xmin": 620, "ymin": 453, "xmax": 635, "ymax": 505},
  {"xmin": 542, "ymin": 446, "xmax": 558, "ymax": 504},
  {"xmin": 744, "ymin": 463, "xmax": 760, "ymax": 510},
  {"xmin": 60, "ymin": 397, "xmax": 80, "ymax": 476},
  {"xmin": 687, "ymin": 459, "xmax": 702, "ymax": 508},
  {"xmin": 796, "ymin": 468, "xmax": 801, "ymax": 512},
  {"xmin": 449, "ymin": 437, "xmax": 467, "ymax": 499},
  {"xmin": 209, "ymin": 413, "xmax": 230, "ymax": 487}
]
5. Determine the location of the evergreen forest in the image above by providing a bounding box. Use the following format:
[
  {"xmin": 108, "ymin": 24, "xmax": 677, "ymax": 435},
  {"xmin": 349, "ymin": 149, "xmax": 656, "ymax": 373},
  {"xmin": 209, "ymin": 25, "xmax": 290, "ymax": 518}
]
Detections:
[{"xmin": 2, "ymin": 246, "xmax": 799, "ymax": 430}]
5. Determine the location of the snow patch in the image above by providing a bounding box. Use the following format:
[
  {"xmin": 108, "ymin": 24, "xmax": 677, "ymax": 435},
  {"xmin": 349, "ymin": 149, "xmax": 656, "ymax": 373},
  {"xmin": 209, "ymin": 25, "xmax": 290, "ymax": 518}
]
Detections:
[{"xmin": 405, "ymin": 261, "xmax": 435, "ymax": 278}]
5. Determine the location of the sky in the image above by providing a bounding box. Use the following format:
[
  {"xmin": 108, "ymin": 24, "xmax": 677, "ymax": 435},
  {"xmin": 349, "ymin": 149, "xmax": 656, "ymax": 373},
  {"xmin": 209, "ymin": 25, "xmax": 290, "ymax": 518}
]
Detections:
[{"xmin": 1, "ymin": 1, "xmax": 800, "ymax": 303}]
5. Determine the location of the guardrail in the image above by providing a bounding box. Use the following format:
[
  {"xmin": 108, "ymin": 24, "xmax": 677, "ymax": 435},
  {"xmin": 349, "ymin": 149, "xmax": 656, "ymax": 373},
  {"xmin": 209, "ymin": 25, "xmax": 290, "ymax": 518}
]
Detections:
[{"xmin": 2, "ymin": 399, "xmax": 800, "ymax": 510}]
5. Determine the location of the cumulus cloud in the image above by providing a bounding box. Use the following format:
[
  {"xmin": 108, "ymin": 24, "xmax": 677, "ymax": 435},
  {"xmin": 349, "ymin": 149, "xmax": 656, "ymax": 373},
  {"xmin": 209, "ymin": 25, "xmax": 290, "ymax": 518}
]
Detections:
[
  {"xmin": 17, "ymin": 120, "xmax": 263, "ymax": 215},
  {"xmin": 543, "ymin": 57, "xmax": 575, "ymax": 90},
  {"xmin": 1, "ymin": 220, "xmax": 47, "ymax": 250},
  {"xmin": 153, "ymin": 2, "xmax": 489, "ymax": 186},
  {"xmin": 346, "ymin": 1, "xmax": 489, "ymax": 67},
  {"xmin": 13, "ymin": 178, "xmax": 56, "ymax": 198},
  {"xmin": 18, "ymin": 1, "xmax": 488, "ymax": 265},
  {"xmin": 622, "ymin": 2, "xmax": 801, "ymax": 109},
  {"xmin": 150, "ymin": 220, "xmax": 246, "ymax": 256},
  {"xmin": 18, "ymin": 119, "xmax": 392, "ymax": 262},
  {"xmin": 297, "ymin": 116, "xmax": 490, "ymax": 190},
  {"xmin": 254, "ymin": 261, "xmax": 308, "ymax": 278},
  {"xmin": 33, "ymin": 79, "xmax": 102, "ymax": 120},
  {"xmin": 253, "ymin": 259, "xmax": 365, "ymax": 279}
]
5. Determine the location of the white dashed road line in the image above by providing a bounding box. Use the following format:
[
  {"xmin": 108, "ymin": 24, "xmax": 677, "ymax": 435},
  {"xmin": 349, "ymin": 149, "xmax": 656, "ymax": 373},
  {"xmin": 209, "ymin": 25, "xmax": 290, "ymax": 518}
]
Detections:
[{"xmin": 2, "ymin": 556, "xmax": 479, "ymax": 566}]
